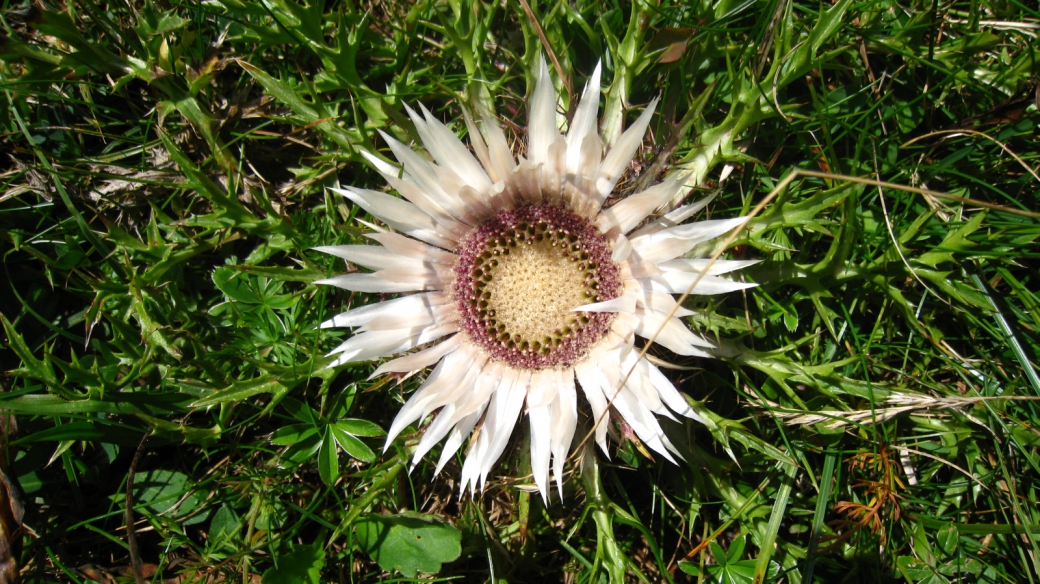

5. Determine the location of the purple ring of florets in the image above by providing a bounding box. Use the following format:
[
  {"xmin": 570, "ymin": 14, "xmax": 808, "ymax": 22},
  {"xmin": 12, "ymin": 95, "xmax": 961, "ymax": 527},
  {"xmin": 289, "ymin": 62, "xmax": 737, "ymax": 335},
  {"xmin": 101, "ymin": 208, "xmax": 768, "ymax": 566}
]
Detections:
[{"xmin": 453, "ymin": 205, "xmax": 621, "ymax": 369}]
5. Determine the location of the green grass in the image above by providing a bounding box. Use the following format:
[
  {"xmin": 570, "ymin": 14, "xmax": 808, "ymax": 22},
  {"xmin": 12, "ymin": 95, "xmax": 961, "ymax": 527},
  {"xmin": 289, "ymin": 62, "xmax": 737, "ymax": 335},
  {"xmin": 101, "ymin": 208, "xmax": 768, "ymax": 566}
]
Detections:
[{"xmin": 1, "ymin": 0, "xmax": 1039, "ymax": 582}]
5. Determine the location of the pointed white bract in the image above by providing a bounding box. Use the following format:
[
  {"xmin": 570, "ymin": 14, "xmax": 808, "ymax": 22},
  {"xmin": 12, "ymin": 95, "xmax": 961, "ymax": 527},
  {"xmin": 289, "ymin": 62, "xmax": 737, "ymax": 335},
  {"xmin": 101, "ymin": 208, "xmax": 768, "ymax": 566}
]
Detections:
[{"xmin": 317, "ymin": 55, "xmax": 755, "ymax": 503}]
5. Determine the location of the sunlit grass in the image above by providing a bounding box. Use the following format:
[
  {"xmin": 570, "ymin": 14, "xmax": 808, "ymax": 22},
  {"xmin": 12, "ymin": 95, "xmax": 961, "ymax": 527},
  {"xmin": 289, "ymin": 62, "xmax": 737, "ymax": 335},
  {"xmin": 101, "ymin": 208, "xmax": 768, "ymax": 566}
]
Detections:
[{"xmin": 1, "ymin": 0, "xmax": 1038, "ymax": 582}]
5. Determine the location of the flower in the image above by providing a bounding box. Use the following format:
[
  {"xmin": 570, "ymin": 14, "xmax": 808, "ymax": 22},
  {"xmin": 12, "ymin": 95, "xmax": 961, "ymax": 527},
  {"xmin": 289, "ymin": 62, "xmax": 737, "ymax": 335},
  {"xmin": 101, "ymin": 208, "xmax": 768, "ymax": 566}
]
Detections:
[{"xmin": 316, "ymin": 57, "xmax": 756, "ymax": 502}]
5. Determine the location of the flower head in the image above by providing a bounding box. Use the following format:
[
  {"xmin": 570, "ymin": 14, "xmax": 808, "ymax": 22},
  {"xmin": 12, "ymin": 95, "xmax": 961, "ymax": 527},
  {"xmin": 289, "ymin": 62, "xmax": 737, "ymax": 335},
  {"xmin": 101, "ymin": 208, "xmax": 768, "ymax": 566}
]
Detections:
[{"xmin": 317, "ymin": 57, "xmax": 756, "ymax": 502}]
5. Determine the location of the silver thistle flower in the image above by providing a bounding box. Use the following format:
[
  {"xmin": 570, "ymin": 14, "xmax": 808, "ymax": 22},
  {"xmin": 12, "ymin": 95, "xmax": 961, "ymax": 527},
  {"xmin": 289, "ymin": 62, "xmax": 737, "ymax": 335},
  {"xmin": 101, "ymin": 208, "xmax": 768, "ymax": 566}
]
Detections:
[{"xmin": 317, "ymin": 57, "xmax": 756, "ymax": 502}]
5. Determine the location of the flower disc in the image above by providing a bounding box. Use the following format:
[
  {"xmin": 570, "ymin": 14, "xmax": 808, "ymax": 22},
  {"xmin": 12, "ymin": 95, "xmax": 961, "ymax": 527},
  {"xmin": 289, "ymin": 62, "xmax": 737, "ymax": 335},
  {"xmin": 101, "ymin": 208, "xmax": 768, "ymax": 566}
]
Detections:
[{"xmin": 454, "ymin": 205, "xmax": 621, "ymax": 369}]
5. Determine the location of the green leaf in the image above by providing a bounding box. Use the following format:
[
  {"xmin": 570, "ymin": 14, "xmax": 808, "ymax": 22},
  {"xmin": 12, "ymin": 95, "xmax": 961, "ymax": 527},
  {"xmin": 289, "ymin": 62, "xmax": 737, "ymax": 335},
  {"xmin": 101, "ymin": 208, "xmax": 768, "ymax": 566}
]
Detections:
[
  {"xmin": 330, "ymin": 424, "xmax": 376, "ymax": 463},
  {"xmin": 726, "ymin": 560, "xmax": 758, "ymax": 584},
  {"xmin": 937, "ymin": 524, "xmax": 958, "ymax": 556},
  {"xmin": 728, "ymin": 428, "xmax": 799, "ymax": 467},
  {"xmin": 0, "ymin": 393, "xmax": 189, "ymax": 416},
  {"xmin": 914, "ymin": 212, "xmax": 986, "ymax": 268},
  {"xmin": 335, "ymin": 418, "xmax": 385, "ymax": 438},
  {"xmin": 32, "ymin": 10, "xmax": 129, "ymax": 74},
  {"xmin": 129, "ymin": 470, "xmax": 201, "ymax": 520},
  {"xmin": 726, "ymin": 536, "xmax": 746, "ymax": 563},
  {"xmin": 190, "ymin": 374, "xmax": 290, "ymax": 408},
  {"xmin": 236, "ymin": 264, "xmax": 328, "ymax": 283},
  {"xmin": 280, "ymin": 398, "xmax": 319, "ymax": 425},
  {"xmin": 213, "ymin": 266, "xmax": 262, "ymax": 304},
  {"xmin": 15, "ymin": 421, "xmax": 141, "ymax": 446},
  {"xmin": 2, "ymin": 313, "xmax": 59, "ymax": 390},
  {"xmin": 154, "ymin": 127, "xmax": 265, "ymax": 230},
  {"xmin": 206, "ymin": 362, "xmax": 334, "ymax": 418},
  {"xmin": 354, "ymin": 513, "xmax": 462, "ymax": 577},
  {"xmin": 1011, "ymin": 426, "xmax": 1040, "ymax": 447},
  {"xmin": 897, "ymin": 556, "xmax": 951, "ymax": 584},
  {"xmin": 270, "ymin": 424, "xmax": 318, "ymax": 446},
  {"xmin": 317, "ymin": 430, "xmax": 339, "ymax": 485},
  {"xmin": 912, "ymin": 519, "xmax": 936, "ymax": 565},
  {"xmin": 262, "ymin": 542, "xmax": 325, "ymax": 584},
  {"xmin": 17, "ymin": 470, "xmax": 42, "ymax": 495},
  {"xmin": 808, "ymin": 0, "xmax": 853, "ymax": 53},
  {"xmin": 209, "ymin": 505, "xmax": 240, "ymax": 542},
  {"xmin": 283, "ymin": 434, "xmax": 322, "ymax": 464},
  {"xmin": 710, "ymin": 541, "xmax": 728, "ymax": 566},
  {"xmin": 237, "ymin": 60, "xmax": 358, "ymax": 152},
  {"xmin": 678, "ymin": 561, "xmax": 699, "ymax": 575},
  {"xmin": 133, "ymin": 10, "xmax": 190, "ymax": 37}
]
